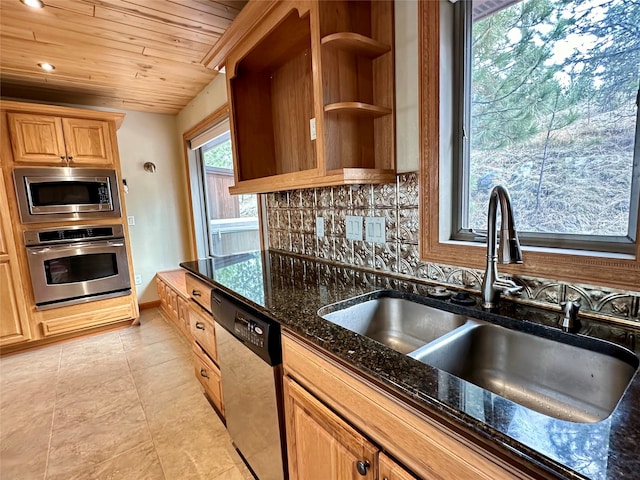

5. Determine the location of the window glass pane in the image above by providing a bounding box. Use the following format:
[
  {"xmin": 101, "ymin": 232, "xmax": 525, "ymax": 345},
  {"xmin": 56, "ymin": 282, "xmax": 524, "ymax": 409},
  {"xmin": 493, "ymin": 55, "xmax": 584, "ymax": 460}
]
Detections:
[
  {"xmin": 466, "ymin": 0, "xmax": 639, "ymax": 238},
  {"xmin": 199, "ymin": 130, "xmax": 260, "ymax": 257}
]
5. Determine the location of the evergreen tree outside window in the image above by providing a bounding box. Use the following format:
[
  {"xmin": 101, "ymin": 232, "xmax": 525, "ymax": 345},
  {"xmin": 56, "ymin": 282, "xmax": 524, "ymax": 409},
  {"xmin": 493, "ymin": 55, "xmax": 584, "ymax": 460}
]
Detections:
[{"xmin": 455, "ymin": 0, "xmax": 640, "ymax": 254}]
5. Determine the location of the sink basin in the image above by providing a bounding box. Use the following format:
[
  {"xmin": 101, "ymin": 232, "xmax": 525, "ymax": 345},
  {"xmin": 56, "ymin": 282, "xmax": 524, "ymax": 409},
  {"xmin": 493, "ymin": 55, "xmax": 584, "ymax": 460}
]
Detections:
[
  {"xmin": 410, "ymin": 321, "xmax": 639, "ymax": 423},
  {"xmin": 318, "ymin": 293, "xmax": 468, "ymax": 354}
]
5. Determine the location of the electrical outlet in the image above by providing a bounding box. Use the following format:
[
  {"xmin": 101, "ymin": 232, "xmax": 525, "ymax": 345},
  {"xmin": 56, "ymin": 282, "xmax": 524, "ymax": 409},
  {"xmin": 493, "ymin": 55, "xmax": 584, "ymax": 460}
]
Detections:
[
  {"xmin": 345, "ymin": 215, "xmax": 363, "ymax": 241},
  {"xmin": 316, "ymin": 216, "xmax": 325, "ymax": 237},
  {"xmin": 127, "ymin": 216, "xmax": 135, "ymax": 226},
  {"xmin": 365, "ymin": 216, "xmax": 386, "ymax": 244},
  {"xmin": 309, "ymin": 117, "xmax": 317, "ymax": 140},
  {"xmin": 134, "ymin": 274, "xmax": 142, "ymax": 285}
]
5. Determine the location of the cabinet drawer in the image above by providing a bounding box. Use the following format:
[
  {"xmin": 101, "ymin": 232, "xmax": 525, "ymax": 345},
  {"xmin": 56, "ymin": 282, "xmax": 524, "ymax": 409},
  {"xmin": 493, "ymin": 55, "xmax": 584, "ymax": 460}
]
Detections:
[
  {"xmin": 189, "ymin": 303, "xmax": 218, "ymax": 363},
  {"xmin": 186, "ymin": 273, "xmax": 213, "ymax": 313},
  {"xmin": 39, "ymin": 296, "xmax": 135, "ymax": 337},
  {"xmin": 193, "ymin": 344, "xmax": 224, "ymax": 415}
]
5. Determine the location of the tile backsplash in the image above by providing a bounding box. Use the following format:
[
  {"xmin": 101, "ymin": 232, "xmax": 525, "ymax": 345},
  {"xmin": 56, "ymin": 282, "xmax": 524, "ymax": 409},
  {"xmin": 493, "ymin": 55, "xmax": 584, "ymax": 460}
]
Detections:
[{"xmin": 265, "ymin": 173, "xmax": 640, "ymax": 327}]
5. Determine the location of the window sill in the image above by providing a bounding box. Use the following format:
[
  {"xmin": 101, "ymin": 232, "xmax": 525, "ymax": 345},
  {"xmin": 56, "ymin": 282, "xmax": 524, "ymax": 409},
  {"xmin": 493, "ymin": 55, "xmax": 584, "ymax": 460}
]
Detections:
[{"xmin": 439, "ymin": 239, "xmax": 636, "ymax": 261}]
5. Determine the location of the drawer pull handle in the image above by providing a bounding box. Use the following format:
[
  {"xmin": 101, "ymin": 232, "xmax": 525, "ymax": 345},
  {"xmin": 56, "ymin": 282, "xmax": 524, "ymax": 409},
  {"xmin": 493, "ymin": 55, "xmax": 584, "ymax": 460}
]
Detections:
[
  {"xmin": 356, "ymin": 460, "xmax": 370, "ymax": 476},
  {"xmin": 195, "ymin": 322, "xmax": 205, "ymax": 330},
  {"xmin": 200, "ymin": 368, "xmax": 209, "ymax": 379},
  {"xmin": 192, "ymin": 290, "xmax": 202, "ymax": 297}
]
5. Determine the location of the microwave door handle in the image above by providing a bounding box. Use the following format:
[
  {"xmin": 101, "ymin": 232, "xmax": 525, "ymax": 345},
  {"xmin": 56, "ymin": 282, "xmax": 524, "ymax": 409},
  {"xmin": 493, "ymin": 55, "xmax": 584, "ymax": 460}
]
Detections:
[
  {"xmin": 29, "ymin": 247, "xmax": 52, "ymax": 255},
  {"xmin": 107, "ymin": 241, "xmax": 125, "ymax": 247}
]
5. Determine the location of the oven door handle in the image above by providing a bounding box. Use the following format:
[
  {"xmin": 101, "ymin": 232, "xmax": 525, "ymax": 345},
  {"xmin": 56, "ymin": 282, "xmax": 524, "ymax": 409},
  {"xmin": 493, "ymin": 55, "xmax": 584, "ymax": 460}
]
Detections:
[
  {"xmin": 28, "ymin": 240, "xmax": 125, "ymax": 255},
  {"xmin": 29, "ymin": 247, "xmax": 52, "ymax": 255}
]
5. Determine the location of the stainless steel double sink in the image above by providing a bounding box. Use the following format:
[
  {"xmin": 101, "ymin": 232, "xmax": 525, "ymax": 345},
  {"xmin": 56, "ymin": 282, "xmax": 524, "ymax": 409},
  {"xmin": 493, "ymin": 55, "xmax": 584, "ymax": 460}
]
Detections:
[{"xmin": 318, "ymin": 292, "xmax": 638, "ymax": 423}]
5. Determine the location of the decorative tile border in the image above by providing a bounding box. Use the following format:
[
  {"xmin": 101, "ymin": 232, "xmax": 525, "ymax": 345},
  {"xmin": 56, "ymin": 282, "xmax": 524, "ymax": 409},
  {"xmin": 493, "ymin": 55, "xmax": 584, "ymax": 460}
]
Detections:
[{"xmin": 265, "ymin": 173, "xmax": 640, "ymax": 326}]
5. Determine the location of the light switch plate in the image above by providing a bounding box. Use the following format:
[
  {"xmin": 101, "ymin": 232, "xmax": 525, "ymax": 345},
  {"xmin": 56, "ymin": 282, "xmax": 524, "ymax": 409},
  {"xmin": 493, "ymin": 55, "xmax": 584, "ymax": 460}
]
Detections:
[
  {"xmin": 316, "ymin": 216, "xmax": 325, "ymax": 237},
  {"xmin": 134, "ymin": 274, "xmax": 142, "ymax": 285},
  {"xmin": 127, "ymin": 216, "xmax": 135, "ymax": 226},
  {"xmin": 365, "ymin": 216, "xmax": 386, "ymax": 244},
  {"xmin": 345, "ymin": 215, "xmax": 363, "ymax": 241}
]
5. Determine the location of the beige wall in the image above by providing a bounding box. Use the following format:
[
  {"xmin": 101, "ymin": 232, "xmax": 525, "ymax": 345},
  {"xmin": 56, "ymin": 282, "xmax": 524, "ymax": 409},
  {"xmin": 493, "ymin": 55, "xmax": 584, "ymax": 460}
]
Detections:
[
  {"xmin": 116, "ymin": 110, "xmax": 190, "ymax": 303},
  {"xmin": 176, "ymin": 75, "xmax": 228, "ymax": 135}
]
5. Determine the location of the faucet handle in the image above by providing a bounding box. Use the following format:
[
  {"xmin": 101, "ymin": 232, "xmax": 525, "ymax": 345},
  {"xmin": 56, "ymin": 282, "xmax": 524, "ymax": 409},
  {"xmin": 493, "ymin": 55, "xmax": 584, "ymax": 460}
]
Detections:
[
  {"xmin": 560, "ymin": 301, "xmax": 581, "ymax": 333},
  {"xmin": 493, "ymin": 277, "xmax": 523, "ymax": 296}
]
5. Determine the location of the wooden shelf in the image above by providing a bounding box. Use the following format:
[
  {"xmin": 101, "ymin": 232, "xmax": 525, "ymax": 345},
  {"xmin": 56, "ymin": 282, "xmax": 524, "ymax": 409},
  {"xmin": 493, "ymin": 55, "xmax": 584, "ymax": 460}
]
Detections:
[
  {"xmin": 324, "ymin": 102, "xmax": 392, "ymax": 117},
  {"xmin": 321, "ymin": 32, "xmax": 391, "ymax": 58},
  {"xmin": 221, "ymin": 0, "xmax": 395, "ymax": 194},
  {"xmin": 228, "ymin": 168, "xmax": 395, "ymax": 194}
]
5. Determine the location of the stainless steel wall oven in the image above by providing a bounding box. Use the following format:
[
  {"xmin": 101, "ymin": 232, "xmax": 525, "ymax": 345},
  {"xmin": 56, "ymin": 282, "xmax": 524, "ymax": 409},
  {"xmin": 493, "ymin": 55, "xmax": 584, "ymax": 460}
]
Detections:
[
  {"xmin": 13, "ymin": 167, "xmax": 121, "ymax": 223},
  {"xmin": 25, "ymin": 224, "xmax": 131, "ymax": 309}
]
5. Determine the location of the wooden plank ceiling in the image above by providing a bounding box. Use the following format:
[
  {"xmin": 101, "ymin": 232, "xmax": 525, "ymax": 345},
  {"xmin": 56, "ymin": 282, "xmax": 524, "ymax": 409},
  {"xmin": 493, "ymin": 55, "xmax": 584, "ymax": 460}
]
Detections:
[{"xmin": 0, "ymin": 0, "xmax": 247, "ymax": 114}]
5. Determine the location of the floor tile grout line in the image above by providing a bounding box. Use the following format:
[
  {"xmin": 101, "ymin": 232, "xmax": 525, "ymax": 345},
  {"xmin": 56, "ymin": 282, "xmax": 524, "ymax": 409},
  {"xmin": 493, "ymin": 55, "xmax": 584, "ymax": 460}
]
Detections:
[
  {"xmin": 126, "ymin": 315, "xmax": 170, "ymax": 480},
  {"xmin": 43, "ymin": 348, "xmax": 62, "ymax": 480}
]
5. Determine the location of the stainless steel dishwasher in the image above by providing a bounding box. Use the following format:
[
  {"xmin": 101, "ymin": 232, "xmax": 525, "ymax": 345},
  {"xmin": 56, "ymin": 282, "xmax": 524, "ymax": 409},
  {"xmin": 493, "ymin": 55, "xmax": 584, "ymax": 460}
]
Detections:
[{"xmin": 211, "ymin": 289, "xmax": 287, "ymax": 480}]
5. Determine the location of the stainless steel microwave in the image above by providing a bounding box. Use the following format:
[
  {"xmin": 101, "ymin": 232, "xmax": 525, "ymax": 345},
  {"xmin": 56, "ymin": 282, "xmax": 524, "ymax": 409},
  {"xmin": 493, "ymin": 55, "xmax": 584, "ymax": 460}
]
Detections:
[{"xmin": 13, "ymin": 167, "xmax": 121, "ymax": 223}]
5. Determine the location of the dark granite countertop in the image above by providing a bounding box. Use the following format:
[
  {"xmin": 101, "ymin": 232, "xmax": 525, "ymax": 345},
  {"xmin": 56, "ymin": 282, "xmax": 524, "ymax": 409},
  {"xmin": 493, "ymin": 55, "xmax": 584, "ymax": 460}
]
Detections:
[{"xmin": 180, "ymin": 251, "xmax": 640, "ymax": 480}]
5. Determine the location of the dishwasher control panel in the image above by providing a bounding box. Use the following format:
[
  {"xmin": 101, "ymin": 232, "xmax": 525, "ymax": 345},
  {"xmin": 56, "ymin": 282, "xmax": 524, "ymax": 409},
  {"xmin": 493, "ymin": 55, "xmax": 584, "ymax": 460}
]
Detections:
[
  {"xmin": 212, "ymin": 288, "xmax": 282, "ymax": 366},
  {"xmin": 234, "ymin": 311, "xmax": 267, "ymax": 348}
]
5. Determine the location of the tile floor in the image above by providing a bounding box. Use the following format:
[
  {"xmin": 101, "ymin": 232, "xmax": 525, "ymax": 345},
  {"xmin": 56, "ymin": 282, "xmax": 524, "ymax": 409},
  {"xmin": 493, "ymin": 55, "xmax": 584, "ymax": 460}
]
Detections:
[{"xmin": 0, "ymin": 308, "xmax": 254, "ymax": 480}]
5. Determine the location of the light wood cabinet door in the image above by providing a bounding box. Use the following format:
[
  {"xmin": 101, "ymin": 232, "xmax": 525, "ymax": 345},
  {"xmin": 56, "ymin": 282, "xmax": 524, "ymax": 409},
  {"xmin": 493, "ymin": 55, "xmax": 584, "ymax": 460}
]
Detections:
[
  {"xmin": 7, "ymin": 113, "xmax": 114, "ymax": 166},
  {"xmin": 7, "ymin": 113, "xmax": 66, "ymax": 165},
  {"xmin": 0, "ymin": 170, "xmax": 31, "ymax": 346},
  {"xmin": 61, "ymin": 118, "xmax": 114, "ymax": 166},
  {"xmin": 177, "ymin": 295, "xmax": 191, "ymax": 340},
  {"xmin": 284, "ymin": 376, "xmax": 378, "ymax": 480},
  {"xmin": 379, "ymin": 453, "xmax": 418, "ymax": 480}
]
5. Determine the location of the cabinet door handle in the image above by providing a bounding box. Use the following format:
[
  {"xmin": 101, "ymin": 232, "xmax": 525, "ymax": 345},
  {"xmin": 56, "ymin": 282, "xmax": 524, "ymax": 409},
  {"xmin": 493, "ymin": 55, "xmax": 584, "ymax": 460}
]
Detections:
[
  {"xmin": 67, "ymin": 156, "xmax": 73, "ymax": 162},
  {"xmin": 192, "ymin": 290, "xmax": 202, "ymax": 297},
  {"xmin": 356, "ymin": 460, "xmax": 370, "ymax": 476},
  {"xmin": 195, "ymin": 322, "xmax": 205, "ymax": 330},
  {"xmin": 200, "ymin": 368, "xmax": 209, "ymax": 379}
]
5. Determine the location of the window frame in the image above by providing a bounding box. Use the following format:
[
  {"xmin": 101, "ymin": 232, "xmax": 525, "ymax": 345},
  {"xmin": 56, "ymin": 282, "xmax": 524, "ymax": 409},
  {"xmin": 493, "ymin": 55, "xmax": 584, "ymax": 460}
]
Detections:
[
  {"xmin": 182, "ymin": 104, "xmax": 265, "ymax": 259},
  {"xmin": 418, "ymin": 0, "xmax": 640, "ymax": 291},
  {"xmin": 451, "ymin": 0, "xmax": 640, "ymax": 256}
]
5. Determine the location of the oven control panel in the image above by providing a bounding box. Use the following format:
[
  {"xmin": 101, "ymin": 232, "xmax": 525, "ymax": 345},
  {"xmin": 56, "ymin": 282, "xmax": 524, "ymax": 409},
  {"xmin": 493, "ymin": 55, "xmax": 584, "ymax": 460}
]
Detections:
[
  {"xmin": 24, "ymin": 224, "xmax": 124, "ymax": 246},
  {"xmin": 234, "ymin": 312, "xmax": 267, "ymax": 348}
]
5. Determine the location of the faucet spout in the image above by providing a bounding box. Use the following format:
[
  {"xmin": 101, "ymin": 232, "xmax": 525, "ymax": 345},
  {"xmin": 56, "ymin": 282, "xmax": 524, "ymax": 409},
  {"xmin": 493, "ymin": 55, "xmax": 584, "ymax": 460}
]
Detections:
[{"xmin": 481, "ymin": 185, "xmax": 523, "ymax": 310}]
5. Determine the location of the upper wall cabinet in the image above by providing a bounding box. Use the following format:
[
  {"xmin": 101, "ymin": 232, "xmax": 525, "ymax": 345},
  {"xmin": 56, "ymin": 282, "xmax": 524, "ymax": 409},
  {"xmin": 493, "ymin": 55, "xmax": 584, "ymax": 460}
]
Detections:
[
  {"xmin": 7, "ymin": 113, "xmax": 115, "ymax": 167},
  {"xmin": 216, "ymin": 0, "xmax": 395, "ymax": 194}
]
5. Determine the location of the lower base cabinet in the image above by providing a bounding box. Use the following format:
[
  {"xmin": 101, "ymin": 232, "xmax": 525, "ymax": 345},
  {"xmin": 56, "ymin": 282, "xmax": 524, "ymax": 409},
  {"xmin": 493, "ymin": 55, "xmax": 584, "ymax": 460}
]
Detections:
[
  {"xmin": 156, "ymin": 271, "xmax": 191, "ymax": 339},
  {"xmin": 285, "ymin": 376, "xmax": 379, "ymax": 480},
  {"xmin": 193, "ymin": 343, "xmax": 224, "ymax": 416},
  {"xmin": 282, "ymin": 332, "xmax": 539, "ymax": 480},
  {"xmin": 156, "ymin": 270, "xmax": 224, "ymax": 417},
  {"xmin": 379, "ymin": 453, "xmax": 419, "ymax": 480}
]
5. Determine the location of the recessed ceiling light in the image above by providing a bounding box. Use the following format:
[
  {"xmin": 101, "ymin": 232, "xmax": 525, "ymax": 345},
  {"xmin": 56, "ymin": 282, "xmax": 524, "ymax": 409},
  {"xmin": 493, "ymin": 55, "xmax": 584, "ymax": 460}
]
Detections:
[
  {"xmin": 38, "ymin": 62, "xmax": 55, "ymax": 72},
  {"xmin": 20, "ymin": 0, "xmax": 44, "ymax": 8}
]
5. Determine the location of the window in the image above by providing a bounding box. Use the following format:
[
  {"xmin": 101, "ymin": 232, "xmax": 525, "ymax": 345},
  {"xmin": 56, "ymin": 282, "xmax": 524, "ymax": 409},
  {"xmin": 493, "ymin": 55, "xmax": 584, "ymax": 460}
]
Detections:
[
  {"xmin": 454, "ymin": 0, "xmax": 640, "ymax": 254},
  {"xmin": 418, "ymin": 1, "xmax": 640, "ymax": 291},
  {"xmin": 186, "ymin": 109, "xmax": 261, "ymax": 258}
]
